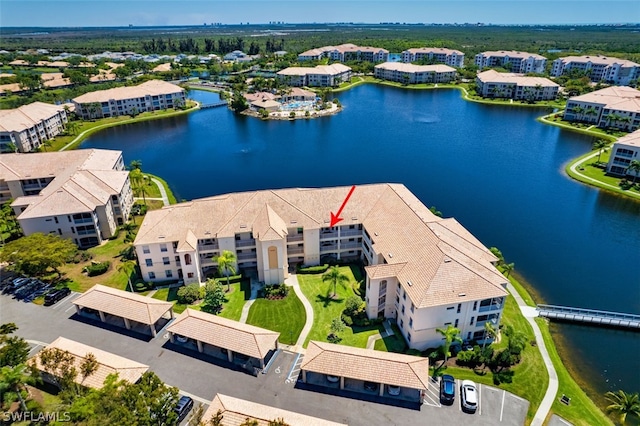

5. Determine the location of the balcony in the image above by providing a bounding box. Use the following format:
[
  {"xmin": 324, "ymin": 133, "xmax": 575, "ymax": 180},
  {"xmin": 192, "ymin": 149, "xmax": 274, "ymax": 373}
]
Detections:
[
  {"xmin": 236, "ymin": 239, "xmax": 256, "ymax": 248},
  {"xmin": 340, "ymin": 242, "xmax": 361, "ymax": 250},
  {"xmin": 319, "ymin": 244, "xmax": 338, "ymax": 252},
  {"xmin": 74, "ymin": 218, "xmax": 94, "ymax": 225},
  {"xmin": 340, "ymin": 229, "xmax": 362, "ymax": 237},
  {"xmin": 479, "ymin": 302, "xmax": 503, "ymax": 313},
  {"xmin": 320, "ymin": 231, "xmax": 338, "ymax": 240},
  {"xmin": 286, "ymin": 234, "xmax": 304, "ymax": 243},
  {"xmin": 287, "ymin": 247, "xmax": 304, "ymax": 255},
  {"xmin": 198, "ymin": 242, "xmax": 219, "ymax": 250},
  {"xmin": 237, "ymin": 252, "xmax": 256, "ymax": 261}
]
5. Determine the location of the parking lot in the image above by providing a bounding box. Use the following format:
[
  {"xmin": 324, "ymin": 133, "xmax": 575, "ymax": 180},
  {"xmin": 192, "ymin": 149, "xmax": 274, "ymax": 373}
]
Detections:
[{"xmin": 1, "ymin": 290, "xmax": 529, "ymax": 425}]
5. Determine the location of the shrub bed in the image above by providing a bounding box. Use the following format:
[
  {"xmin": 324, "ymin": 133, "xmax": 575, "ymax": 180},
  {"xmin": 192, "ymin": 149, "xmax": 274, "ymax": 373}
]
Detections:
[
  {"xmin": 297, "ymin": 264, "xmax": 329, "ymax": 274},
  {"xmin": 263, "ymin": 284, "xmax": 289, "ymax": 300},
  {"xmin": 83, "ymin": 261, "xmax": 110, "ymax": 277},
  {"xmin": 177, "ymin": 283, "xmax": 204, "ymax": 304}
]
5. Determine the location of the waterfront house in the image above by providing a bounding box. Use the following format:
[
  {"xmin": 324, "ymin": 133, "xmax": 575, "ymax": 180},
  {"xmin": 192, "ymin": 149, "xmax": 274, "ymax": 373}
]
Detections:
[
  {"xmin": 133, "ymin": 184, "xmax": 508, "ymax": 350},
  {"xmin": 475, "ymin": 70, "xmax": 559, "ymax": 100},
  {"xmin": 277, "ymin": 64, "xmax": 352, "ymax": 87},
  {"xmin": 298, "ymin": 43, "xmax": 388, "ymax": 63},
  {"xmin": 0, "ymin": 102, "xmax": 68, "ymax": 153},
  {"xmin": 606, "ymin": 129, "xmax": 640, "ymax": 177},
  {"xmin": 475, "ymin": 50, "xmax": 547, "ymax": 74},
  {"xmin": 551, "ymin": 55, "xmax": 640, "ymax": 86},
  {"xmin": 564, "ymin": 86, "xmax": 640, "ymax": 132},
  {"xmin": 374, "ymin": 62, "xmax": 457, "ymax": 84},
  {"xmin": 401, "ymin": 47, "xmax": 465, "ymax": 68}
]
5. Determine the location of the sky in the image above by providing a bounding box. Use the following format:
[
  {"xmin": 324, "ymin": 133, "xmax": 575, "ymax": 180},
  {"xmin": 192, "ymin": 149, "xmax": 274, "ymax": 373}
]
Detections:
[{"xmin": 1, "ymin": 0, "xmax": 638, "ymax": 27}]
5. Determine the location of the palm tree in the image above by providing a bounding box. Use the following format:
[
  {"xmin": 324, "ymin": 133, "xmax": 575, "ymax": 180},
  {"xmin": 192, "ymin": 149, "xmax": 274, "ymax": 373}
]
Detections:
[
  {"xmin": 117, "ymin": 260, "xmax": 137, "ymax": 292},
  {"xmin": 571, "ymin": 105, "xmax": 585, "ymax": 121},
  {"xmin": 605, "ymin": 390, "xmax": 640, "ymax": 424},
  {"xmin": 129, "ymin": 160, "xmax": 143, "ymax": 171},
  {"xmin": 626, "ymin": 160, "xmax": 640, "ymax": 184},
  {"xmin": 0, "ymin": 364, "xmax": 36, "ymax": 412},
  {"xmin": 592, "ymin": 139, "xmax": 609, "ymax": 164},
  {"xmin": 502, "ymin": 262, "xmax": 515, "ymax": 278},
  {"xmin": 321, "ymin": 265, "xmax": 350, "ymax": 298},
  {"xmin": 585, "ymin": 106, "xmax": 598, "ymax": 123},
  {"xmin": 619, "ymin": 116, "xmax": 633, "ymax": 132},
  {"xmin": 4, "ymin": 142, "xmax": 18, "ymax": 153},
  {"xmin": 217, "ymin": 250, "xmax": 237, "ymax": 292},
  {"xmin": 435, "ymin": 325, "xmax": 462, "ymax": 364},
  {"xmin": 482, "ymin": 322, "xmax": 497, "ymax": 349}
]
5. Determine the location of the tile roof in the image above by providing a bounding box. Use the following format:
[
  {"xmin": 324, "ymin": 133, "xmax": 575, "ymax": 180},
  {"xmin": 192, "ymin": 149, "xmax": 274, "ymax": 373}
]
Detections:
[
  {"xmin": 31, "ymin": 336, "xmax": 149, "ymax": 389},
  {"xmin": 404, "ymin": 47, "xmax": 463, "ymax": 56},
  {"xmin": 375, "ymin": 62, "xmax": 457, "ymax": 74},
  {"xmin": 556, "ymin": 55, "xmax": 639, "ymax": 67},
  {"xmin": 166, "ymin": 309, "xmax": 279, "ymax": 359},
  {"xmin": 477, "ymin": 70, "xmax": 559, "ymax": 87},
  {"xmin": 73, "ymin": 80, "xmax": 184, "ymax": 104},
  {"xmin": 203, "ymin": 394, "xmax": 347, "ymax": 426},
  {"xmin": 135, "ymin": 184, "xmax": 508, "ymax": 308},
  {"xmin": 277, "ymin": 64, "xmax": 351, "ymax": 77},
  {"xmin": 478, "ymin": 50, "xmax": 546, "ymax": 60},
  {"xmin": 613, "ymin": 129, "xmax": 640, "ymax": 148},
  {"xmin": 73, "ymin": 284, "xmax": 173, "ymax": 325},
  {"xmin": 567, "ymin": 86, "xmax": 640, "ymax": 115},
  {"xmin": 0, "ymin": 102, "xmax": 65, "ymax": 133},
  {"xmin": 301, "ymin": 341, "xmax": 430, "ymax": 390}
]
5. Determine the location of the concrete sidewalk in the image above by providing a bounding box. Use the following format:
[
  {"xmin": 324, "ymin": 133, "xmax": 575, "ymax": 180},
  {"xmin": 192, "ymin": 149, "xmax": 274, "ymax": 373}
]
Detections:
[{"xmin": 285, "ymin": 274, "xmax": 314, "ymax": 350}]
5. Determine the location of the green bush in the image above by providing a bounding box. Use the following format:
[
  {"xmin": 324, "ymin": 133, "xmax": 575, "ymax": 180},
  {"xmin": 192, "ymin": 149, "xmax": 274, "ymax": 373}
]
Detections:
[
  {"xmin": 264, "ymin": 284, "xmax": 289, "ymax": 299},
  {"xmin": 341, "ymin": 313, "xmax": 353, "ymax": 326},
  {"xmin": 297, "ymin": 264, "xmax": 329, "ymax": 274},
  {"xmin": 344, "ymin": 295, "xmax": 364, "ymax": 316},
  {"xmin": 216, "ymin": 273, "xmax": 242, "ymax": 284},
  {"xmin": 177, "ymin": 283, "xmax": 202, "ymax": 304},
  {"xmin": 83, "ymin": 261, "xmax": 110, "ymax": 277}
]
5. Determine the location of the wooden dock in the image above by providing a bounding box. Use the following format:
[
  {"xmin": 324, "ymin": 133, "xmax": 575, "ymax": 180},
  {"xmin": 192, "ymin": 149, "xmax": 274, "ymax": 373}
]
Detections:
[
  {"xmin": 537, "ymin": 304, "xmax": 640, "ymax": 330},
  {"xmin": 200, "ymin": 101, "xmax": 228, "ymax": 109}
]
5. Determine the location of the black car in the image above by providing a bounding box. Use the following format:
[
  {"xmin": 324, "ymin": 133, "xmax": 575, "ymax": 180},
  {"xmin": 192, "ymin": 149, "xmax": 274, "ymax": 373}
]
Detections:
[
  {"xmin": 44, "ymin": 287, "xmax": 71, "ymax": 306},
  {"xmin": 440, "ymin": 374, "xmax": 456, "ymax": 405},
  {"xmin": 174, "ymin": 395, "xmax": 193, "ymax": 424}
]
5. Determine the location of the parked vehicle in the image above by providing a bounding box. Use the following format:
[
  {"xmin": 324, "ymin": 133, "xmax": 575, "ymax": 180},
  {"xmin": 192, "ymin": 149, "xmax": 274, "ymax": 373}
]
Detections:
[
  {"xmin": 364, "ymin": 381, "xmax": 378, "ymax": 392},
  {"xmin": 461, "ymin": 380, "xmax": 478, "ymax": 413},
  {"xmin": 3, "ymin": 277, "xmax": 28, "ymax": 294},
  {"xmin": 326, "ymin": 375, "xmax": 339, "ymax": 383},
  {"xmin": 174, "ymin": 395, "xmax": 193, "ymax": 424},
  {"xmin": 440, "ymin": 374, "xmax": 456, "ymax": 405},
  {"xmin": 44, "ymin": 287, "xmax": 71, "ymax": 306},
  {"xmin": 387, "ymin": 385, "xmax": 401, "ymax": 396}
]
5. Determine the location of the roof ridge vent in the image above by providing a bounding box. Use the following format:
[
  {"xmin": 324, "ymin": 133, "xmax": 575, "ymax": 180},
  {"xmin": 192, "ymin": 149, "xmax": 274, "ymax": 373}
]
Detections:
[{"xmin": 444, "ymin": 257, "xmax": 452, "ymax": 263}]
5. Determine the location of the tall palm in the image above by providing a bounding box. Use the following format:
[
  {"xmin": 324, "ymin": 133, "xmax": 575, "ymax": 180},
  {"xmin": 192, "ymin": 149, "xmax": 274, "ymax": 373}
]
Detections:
[
  {"xmin": 571, "ymin": 105, "xmax": 585, "ymax": 120},
  {"xmin": 482, "ymin": 322, "xmax": 497, "ymax": 349},
  {"xmin": 592, "ymin": 139, "xmax": 609, "ymax": 164},
  {"xmin": 585, "ymin": 106, "xmax": 598, "ymax": 122},
  {"xmin": 118, "ymin": 260, "xmax": 137, "ymax": 292},
  {"xmin": 605, "ymin": 390, "xmax": 640, "ymax": 424},
  {"xmin": 217, "ymin": 250, "xmax": 237, "ymax": 292},
  {"xmin": 321, "ymin": 265, "xmax": 349, "ymax": 298},
  {"xmin": 435, "ymin": 325, "xmax": 462, "ymax": 364},
  {"xmin": 0, "ymin": 364, "xmax": 36, "ymax": 412},
  {"xmin": 626, "ymin": 160, "xmax": 640, "ymax": 184},
  {"xmin": 502, "ymin": 262, "xmax": 515, "ymax": 278}
]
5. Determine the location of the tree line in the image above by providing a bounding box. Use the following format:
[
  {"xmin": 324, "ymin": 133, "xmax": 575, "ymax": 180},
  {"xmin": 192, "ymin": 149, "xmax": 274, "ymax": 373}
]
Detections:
[{"xmin": 140, "ymin": 37, "xmax": 285, "ymax": 55}]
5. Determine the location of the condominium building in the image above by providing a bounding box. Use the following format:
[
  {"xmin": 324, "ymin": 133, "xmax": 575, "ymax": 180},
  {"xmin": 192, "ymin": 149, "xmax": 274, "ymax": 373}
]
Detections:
[
  {"xmin": 551, "ymin": 55, "xmax": 640, "ymax": 86},
  {"xmin": 475, "ymin": 70, "xmax": 559, "ymax": 100},
  {"xmin": 73, "ymin": 80, "xmax": 186, "ymax": 119},
  {"xmin": 402, "ymin": 47, "xmax": 465, "ymax": 68},
  {"xmin": 0, "ymin": 102, "xmax": 68, "ymax": 153},
  {"xmin": 564, "ymin": 86, "xmax": 640, "ymax": 132},
  {"xmin": 374, "ymin": 63, "xmax": 457, "ymax": 84},
  {"xmin": 0, "ymin": 149, "xmax": 133, "ymax": 248},
  {"xmin": 277, "ymin": 64, "xmax": 352, "ymax": 87},
  {"xmin": 606, "ymin": 129, "xmax": 640, "ymax": 177},
  {"xmin": 298, "ymin": 43, "xmax": 389, "ymax": 63},
  {"xmin": 134, "ymin": 184, "xmax": 508, "ymax": 350},
  {"xmin": 475, "ymin": 50, "xmax": 547, "ymax": 74}
]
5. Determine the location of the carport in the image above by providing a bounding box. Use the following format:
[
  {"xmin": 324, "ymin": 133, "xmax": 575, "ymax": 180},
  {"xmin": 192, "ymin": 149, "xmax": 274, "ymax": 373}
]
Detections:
[
  {"xmin": 166, "ymin": 309, "xmax": 279, "ymax": 368},
  {"xmin": 300, "ymin": 341, "xmax": 430, "ymax": 402},
  {"xmin": 31, "ymin": 336, "xmax": 149, "ymax": 389},
  {"xmin": 72, "ymin": 284, "xmax": 174, "ymax": 337}
]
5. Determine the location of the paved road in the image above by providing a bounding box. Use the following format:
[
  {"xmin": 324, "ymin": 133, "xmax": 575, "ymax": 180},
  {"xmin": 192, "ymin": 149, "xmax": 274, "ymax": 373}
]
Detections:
[{"xmin": 1, "ymin": 294, "xmax": 528, "ymax": 425}]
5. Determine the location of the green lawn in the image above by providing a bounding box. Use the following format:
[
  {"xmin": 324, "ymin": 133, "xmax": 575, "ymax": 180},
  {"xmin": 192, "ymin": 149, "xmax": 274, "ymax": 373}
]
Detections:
[
  {"xmin": 566, "ymin": 149, "xmax": 640, "ymax": 200},
  {"xmin": 373, "ymin": 324, "xmax": 407, "ymax": 353},
  {"xmin": 246, "ymin": 291, "xmax": 306, "ymax": 345},
  {"xmin": 297, "ymin": 265, "xmax": 381, "ymax": 348},
  {"xmin": 217, "ymin": 280, "xmax": 251, "ymax": 321}
]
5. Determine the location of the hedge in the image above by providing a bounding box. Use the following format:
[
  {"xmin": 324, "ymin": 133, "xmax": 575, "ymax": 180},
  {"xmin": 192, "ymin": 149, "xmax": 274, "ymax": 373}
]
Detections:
[
  {"xmin": 83, "ymin": 261, "xmax": 110, "ymax": 277},
  {"xmin": 297, "ymin": 264, "xmax": 329, "ymax": 274}
]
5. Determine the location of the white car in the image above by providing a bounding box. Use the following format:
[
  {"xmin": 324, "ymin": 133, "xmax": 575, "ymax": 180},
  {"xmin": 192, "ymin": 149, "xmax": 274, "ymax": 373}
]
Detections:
[
  {"xmin": 461, "ymin": 380, "xmax": 478, "ymax": 413},
  {"xmin": 326, "ymin": 375, "xmax": 339, "ymax": 383},
  {"xmin": 175, "ymin": 335, "xmax": 188, "ymax": 343},
  {"xmin": 387, "ymin": 385, "xmax": 401, "ymax": 396}
]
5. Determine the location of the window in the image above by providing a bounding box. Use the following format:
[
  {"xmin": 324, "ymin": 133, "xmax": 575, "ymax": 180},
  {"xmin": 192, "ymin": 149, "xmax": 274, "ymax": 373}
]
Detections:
[
  {"xmin": 444, "ymin": 322, "xmax": 452, "ymax": 326},
  {"xmin": 57, "ymin": 228, "xmax": 62, "ymax": 235},
  {"xmin": 409, "ymin": 318, "xmax": 413, "ymax": 328},
  {"xmin": 142, "ymin": 245, "xmax": 150, "ymax": 254},
  {"xmin": 407, "ymin": 333, "xmax": 412, "ymax": 342},
  {"xmin": 163, "ymin": 257, "xmax": 170, "ymax": 265},
  {"xmin": 410, "ymin": 303, "xmax": 414, "ymax": 313},
  {"xmin": 160, "ymin": 243, "xmax": 168, "ymax": 252},
  {"xmin": 467, "ymin": 332, "xmax": 472, "ymax": 340},
  {"xmin": 470, "ymin": 316, "xmax": 475, "ymax": 326},
  {"xmin": 145, "ymin": 259, "xmax": 153, "ymax": 267},
  {"xmin": 454, "ymin": 319, "xmax": 459, "ymax": 328},
  {"xmin": 165, "ymin": 270, "xmax": 173, "ymax": 278},
  {"xmin": 187, "ymin": 272, "xmax": 194, "ymax": 278},
  {"xmin": 400, "ymin": 319, "xmax": 404, "ymax": 328},
  {"xmin": 148, "ymin": 272, "xmax": 156, "ymax": 279},
  {"xmin": 401, "ymin": 305, "xmax": 405, "ymax": 315},
  {"xmin": 457, "ymin": 303, "xmax": 461, "ymax": 314},
  {"xmin": 447, "ymin": 306, "xmax": 454, "ymax": 310},
  {"xmin": 54, "ymin": 217, "xmax": 58, "ymax": 224},
  {"xmin": 184, "ymin": 254, "xmax": 192, "ymax": 265},
  {"xmin": 473, "ymin": 301, "xmax": 478, "ymax": 311},
  {"xmin": 402, "ymin": 289, "xmax": 406, "ymax": 301}
]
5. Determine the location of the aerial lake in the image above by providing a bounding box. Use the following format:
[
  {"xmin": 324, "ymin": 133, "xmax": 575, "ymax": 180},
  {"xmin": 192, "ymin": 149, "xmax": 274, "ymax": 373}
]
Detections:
[{"xmin": 81, "ymin": 85, "xmax": 640, "ymax": 398}]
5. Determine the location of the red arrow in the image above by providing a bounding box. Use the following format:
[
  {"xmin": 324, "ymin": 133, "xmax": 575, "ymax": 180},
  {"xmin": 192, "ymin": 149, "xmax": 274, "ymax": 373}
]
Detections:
[{"xmin": 330, "ymin": 185, "xmax": 356, "ymax": 227}]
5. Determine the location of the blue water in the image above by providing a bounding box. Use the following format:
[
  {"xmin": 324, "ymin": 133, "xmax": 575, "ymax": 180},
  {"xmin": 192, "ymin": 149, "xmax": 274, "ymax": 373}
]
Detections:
[{"xmin": 81, "ymin": 86, "xmax": 640, "ymax": 397}]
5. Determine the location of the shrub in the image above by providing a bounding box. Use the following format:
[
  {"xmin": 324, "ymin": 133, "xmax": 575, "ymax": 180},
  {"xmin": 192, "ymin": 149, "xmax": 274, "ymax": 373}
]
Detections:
[
  {"xmin": 344, "ymin": 295, "xmax": 364, "ymax": 316},
  {"xmin": 297, "ymin": 264, "xmax": 329, "ymax": 274},
  {"xmin": 327, "ymin": 333, "xmax": 341, "ymax": 344},
  {"xmin": 340, "ymin": 313, "xmax": 353, "ymax": 326},
  {"xmin": 177, "ymin": 283, "xmax": 202, "ymax": 304},
  {"xmin": 263, "ymin": 284, "xmax": 289, "ymax": 299},
  {"xmin": 83, "ymin": 261, "xmax": 110, "ymax": 277},
  {"xmin": 289, "ymin": 111, "xmax": 295, "ymax": 118}
]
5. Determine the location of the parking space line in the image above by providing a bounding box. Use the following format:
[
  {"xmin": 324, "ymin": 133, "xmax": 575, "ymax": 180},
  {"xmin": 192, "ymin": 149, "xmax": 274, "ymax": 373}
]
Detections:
[
  {"xmin": 262, "ymin": 348, "xmax": 281, "ymax": 374},
  {"xmin": 457, "ymin": 379, "xmax": 462, "ymax": 412},
  {"xmin": 286, "ymin": 353, "xmax": 302, "ymax": 383},
  {"xmin": 500, "ymin": 389, "xmax": 506, "ymax": 422},
  {"xmin": 28, "ymin": 344, "xmax": 42, "ymax": 357},
  {"xmin": 177, "ymin": 389, "xmax": 210, "ymax": 405},
  {"xmin": 479, "ymin": 383, "xmax": 482, "ymax": 416},
  {"xmin": 52, "ymin": 292, "xmax": 78, "ymax": 310},
  {"xmin": 508, "ymin": 392, "xmax": 527, "ymax": 402}
]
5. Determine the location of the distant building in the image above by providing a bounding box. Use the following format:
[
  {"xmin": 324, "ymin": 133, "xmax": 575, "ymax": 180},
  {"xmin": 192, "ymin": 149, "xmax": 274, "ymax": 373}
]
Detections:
[
  {"xmin": 298, "ymin": 43, "xmax": 388, "ymax": 63},
  {"xmin": 475, "ymin": 50, "xmax": 547, "ymax": 74},
  {"xmin": 607, "ymin": 130, "xmax": 640, "ymax": 176},
  {"xmin": 72, "ymin": 80, "xmax": 186, "ymax": 119},
  {"xmin": 551, "ymin": 55, "xmax": 640, "ymax": 86},
  {"xmin": 564, "ymin": 86, "xmax": 640, "ymax": 132},
  {"xmin": 0, "ymin": 149, "xmax": 133, "ymax": 248},
  {"xmin": 277, "ymin": 64, "xmax": 352, "ymax": 87},
  {"xmin": 0, "ymin": 102, "xmax": 68, "ymax": 153},
  {"xmin": 401, "ymin": 47, "xmax": 465, "ymax": 68},
  {"xmin": 374, "ymin": 62, "xmax": 457, "ymax": 84},
  {"xmin": 475, "ymin": 70, "xmax": 559, "ymax": 100}
]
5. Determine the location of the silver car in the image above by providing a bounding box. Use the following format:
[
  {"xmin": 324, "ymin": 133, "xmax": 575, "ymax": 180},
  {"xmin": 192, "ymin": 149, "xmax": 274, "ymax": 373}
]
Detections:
[{"xmin": 461, "ymin": 380, "xmax": 478, "ymax": 413}]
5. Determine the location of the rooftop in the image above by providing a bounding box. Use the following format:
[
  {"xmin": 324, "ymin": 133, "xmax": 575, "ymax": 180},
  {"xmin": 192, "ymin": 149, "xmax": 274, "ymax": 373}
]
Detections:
[
  {"xmin": 613, "ymin": 129, "xmax": 640, "ymax": 148},
  {"xmin": 0, "ymin": 102, "xmax": 66, "ymax": 133},
  {"xmin": 556, "ymin": 55, "xmax": 639, "ymax": 67},
  {"xmin": 404, "ymin": 47, "xmax": 463, "ymax": 56},
  {"xmin": 477, "ymin": 70, "xmax": 559, "ymax": 87},
  {"xmin": 478, "ymin": 50, "xmax": 546, "ymax": 60},
  {"xmin": 73, "ymin": 80, "xmax": 184, "ymax": 104},
  {"xmin": 568, "ymin": 86, "xmax": 640, "ymax": 114},
  {"xmin": 375, "ymin": 62, "xmax": 457, "ymax": 73},
  {"xmin": 277, "ymin": 63, "xmax": 351, "ymax": 77}
]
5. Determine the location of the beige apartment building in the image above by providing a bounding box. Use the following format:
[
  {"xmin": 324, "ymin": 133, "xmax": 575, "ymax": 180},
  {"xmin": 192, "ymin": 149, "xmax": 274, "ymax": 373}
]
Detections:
[
  {"xmin": 606, "ymin": 129, "xmax": 640, "ymax": 177},
  {"xmin": 0, "ymin": 102, "xmax": 68, "ymax": 153},
  {"xmin": 564, "ymin": 86, "xmax": 640, "ymax": 132},
  {"xmin": 0, "ymin": 149, "xmax": 133, "ymax": 248},
  {"xmin": 298, "ymin": 43, "xmax": 388, "ymax": 63},
  {"xmin": 374, "ymin": 62, "xmax": 457, "ymax": 84},
  {"xmin": 277, "ymin": 64, "xmax": 352, "ymax": 87},
  {"xmin": 73, "ymin": 80, "xmax": 186, "ymax": 119},
  {"xmin": 475, "ymin": 50, "xmax": 547, "ymax": 74},
  {"xmin": 475, "ymin": 70, "xmax": 559, "ymax": 100},
  {"xmin": 551, "ymin": 55, "xmax": 640, "ymax": 86},
  {"xmin": 134, "ymin": 184, "xmax": 508, "ymax": 350},
  {"xmin": 401, "ymin": 47, "xmax": 465, "ymax": 68}
]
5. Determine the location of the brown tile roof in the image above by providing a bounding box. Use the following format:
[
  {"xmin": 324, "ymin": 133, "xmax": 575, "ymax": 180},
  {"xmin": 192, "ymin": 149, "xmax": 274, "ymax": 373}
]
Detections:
[
  {"xmin": 375, "ymin": 62, "xmax": 457, "ymax": 74},
  {"xmin": 405, "ymin": 47, "xmax": 463, "ymax": 56},
  {"xmin": 73, "ymin": 284, "xmax": 173, "ymax": 325},
  {"xmin": 277, "ymin": 64, "xmax": 351, "ymax": 77},
  {"xmin": 556, "ymin": 55, "xmax": 639, "ymax": 67},
  {"xmin": 301, "ymin": 341, "xmax": 430, "ymax": 390},
  {"xmin": 613, "ymin": 129, "xmax": 640, "ymax": 148},
  {"xmin": 477, "ymin": 70, "xmax": 559, "ymax": 88},
  {"xmin": 253, "ymin": 204, "xmax": 288, "ymax": 241},
  {"xmin": 203, "ymin": 394, "xmax": 347, "ymax": 426},
  {"xmin": 31, "ymin": 336, "xmax": 149, "ymax": 389},
  {"xmin": 166, "ymin": 309, "xmax": 279, "ymax": 359},
  {"xmin": 73, "ymin": 80, "xmax": 183, "ymax": 104},
  {"xmin": 0, "ymin": 102, "xmax": 66, "ymax": 133},
  {"xmin": 479, "ymin": 50, "xmax": 546, "ymax": 60},
  {"xmin": 568, "ymin": 86, "xmax": 640, "ymax": 114}
]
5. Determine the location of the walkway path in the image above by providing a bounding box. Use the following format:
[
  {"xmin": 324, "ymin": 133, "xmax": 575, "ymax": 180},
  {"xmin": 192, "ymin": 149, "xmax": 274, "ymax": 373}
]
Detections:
[
  {"xmin": 507, "ymin": 283, "xmax": 558, "ymax": 426},
  {"xmin": 238, "ymin": 282, "xmax": 260, "ymax": 323},
  {"xmin": 365, "ymin": 320, "xmax": 395, "ymax": 349},
  {"xmin": 285, "ymin": 274, "xmax": 314, "ymax": 350},
  {"xmin": 568, "ymin": 150, "xmax": 640, "ymax": 199},
  {"xmin": 150, "ymin": 178, "xmax": 170, "ymax": 206}
]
